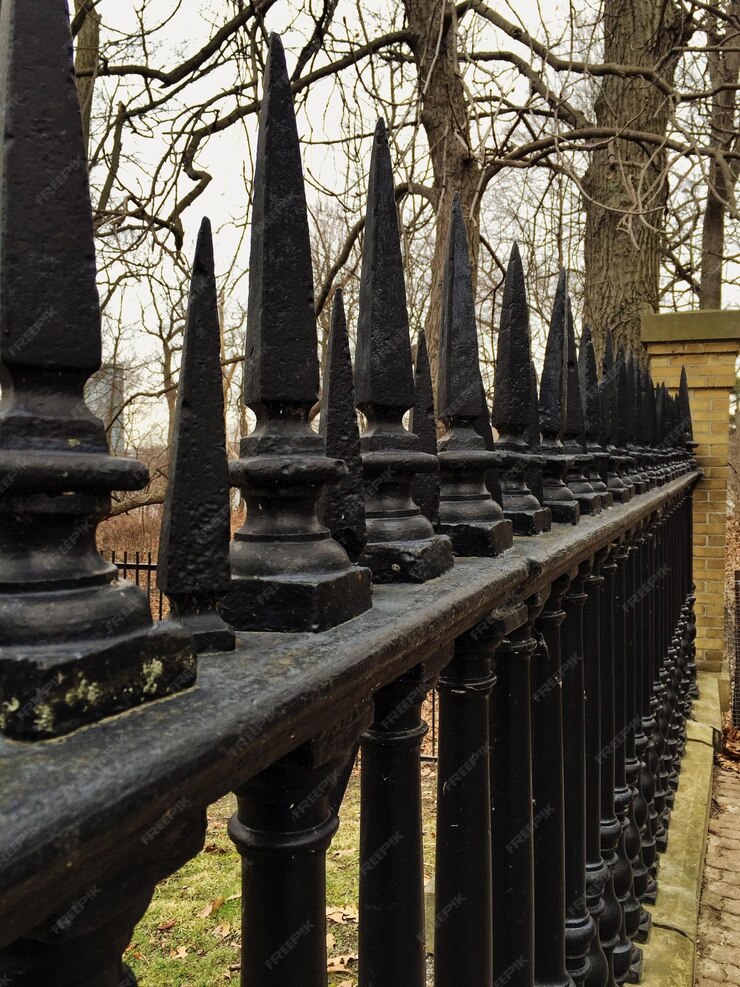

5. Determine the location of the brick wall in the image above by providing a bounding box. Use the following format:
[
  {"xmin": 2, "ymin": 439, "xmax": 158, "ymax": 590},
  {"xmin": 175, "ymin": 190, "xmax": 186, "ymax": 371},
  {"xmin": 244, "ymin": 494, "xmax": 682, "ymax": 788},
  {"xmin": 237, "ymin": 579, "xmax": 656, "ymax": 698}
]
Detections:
[{"xmin": 642, "ymin": 314, "xmax": 740, "ymax": 672}]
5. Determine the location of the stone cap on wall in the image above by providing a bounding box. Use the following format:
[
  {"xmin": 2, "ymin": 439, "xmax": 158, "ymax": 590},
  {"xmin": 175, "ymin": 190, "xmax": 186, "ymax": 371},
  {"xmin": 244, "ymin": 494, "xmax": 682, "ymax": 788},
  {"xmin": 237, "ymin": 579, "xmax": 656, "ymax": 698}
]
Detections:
[{"xmin": 642, "ymin": 310, "xmax": 740, "ymax": 344}]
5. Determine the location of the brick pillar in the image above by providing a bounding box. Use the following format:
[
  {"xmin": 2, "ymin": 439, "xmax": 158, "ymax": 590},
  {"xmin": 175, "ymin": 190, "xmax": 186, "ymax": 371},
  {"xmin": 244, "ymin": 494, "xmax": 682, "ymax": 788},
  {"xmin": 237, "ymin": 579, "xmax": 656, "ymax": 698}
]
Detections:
[{"xmin": 642, "ymin": 311, "xmax": 740, "ymax": 672}]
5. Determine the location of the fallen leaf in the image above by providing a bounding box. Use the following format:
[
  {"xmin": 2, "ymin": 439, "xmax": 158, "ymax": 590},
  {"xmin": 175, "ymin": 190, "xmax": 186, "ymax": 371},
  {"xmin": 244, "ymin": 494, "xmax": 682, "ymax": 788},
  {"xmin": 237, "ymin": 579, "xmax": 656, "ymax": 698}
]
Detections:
[
  {"xmin": 326, "ymin": 905, "xmax": 358, "ymax": 924},
  {"xmin": 170, "ymin": 946, "xmax": 190, "ymax": 960},
  {"xmin": 198, "ymin": 896, "xmax": 225, "ymax": 918},
  {"xmin": 327, "ymin": 954, "xmax": 358, "ymax": 973},
  {"xmin": 157, "ymin": 919, "xmax": 177, "ymax": 932},
  {"xmin": 337, "ymin": 981, "xmax": 355, "ymax": 987},
  {"xmin": 213, "ymin": 923, "xmax": 231, "ymax": 939},
  {"xmin": 326, "ymin": 932, "xmax": 336, "ymax": 951},
  {"xmin": 226, "ymin": 893, "xmax": 241, "ymax": 902}
]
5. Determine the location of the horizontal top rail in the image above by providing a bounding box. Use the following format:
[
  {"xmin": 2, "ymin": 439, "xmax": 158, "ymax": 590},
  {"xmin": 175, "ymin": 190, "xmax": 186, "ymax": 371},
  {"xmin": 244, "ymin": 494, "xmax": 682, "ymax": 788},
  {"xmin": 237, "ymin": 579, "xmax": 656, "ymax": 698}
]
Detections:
[{"xmin": 0, "ymin": 471, "xmax": 696, "ymax": 947}]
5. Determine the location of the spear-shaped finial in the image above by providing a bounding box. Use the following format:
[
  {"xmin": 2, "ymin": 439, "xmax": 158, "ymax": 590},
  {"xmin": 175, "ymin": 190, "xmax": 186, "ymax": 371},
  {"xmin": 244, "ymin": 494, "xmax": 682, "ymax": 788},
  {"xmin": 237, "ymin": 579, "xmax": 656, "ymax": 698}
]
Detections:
[
  {"xmin": 0, "ymin": 0, "xmax": 195, "ymax": 738},
  {"xmin": 600, "ymin": 332, "xmax": 631, "ymax": 503},
  {"xmin": 525, "ymin": 360, "xmax": 546, "ymax": 506},
  {"xmin": 629, "ymin": 354, "xmax": 652, "ymax": 490},
  {"xmin": 410, "ymin": 329, "xmax": 440, "ymax": 525},
  {"xmin": 678, "ymin": 366, "xmax": 697, "ymax": 462},
  {"xmin": 436, "ymin": 196, "xmax": 512, "ymax": 555},
  {"xmin": 475, "ymin": 380, "xmax": 503, "ymax": 506},
  {"xmin": 643, "ymin": 368, "xmax": 663, "ymax": 485},
  {"xmin": 158, "ymin": 219, "xmax": 235, "ymax": 653},
  {"xmin": 562, "ymin": 302, "xmax": 601, "ymax": 513},
  {"xmin": 317, "ymin": 290, "xmax": 367, "ymax": 562},
  {"xmin": 613, "ymin": 346, "xmax": 635, "ymax": 499},
  {"xmin": 624, "ymin": 352, "xmax": 647, "ymax": 492},
  {"xmin": 354, "ymin": 119, "xmax": 453, "ymax": 581},
  {"xmin": 654, "ymin": 382, "xmax": 673, "ymax": 479},
  {"xmin": 221, "ymin": 35, "xmax": 372, "ymax": 629},
  {"xmin": 491, "ymin": 245, "xmax": 550, "ymax": 534},
  {"xmin": 243, "ymin": 37, "xmax": 317, "ymax": 406},
  {"xmin": 578, "ymin": 325, "xmax": 611, "ymax": 506},
  {"xmin": 538, "ymin": 272, "xmax": 579, "ymax": 523},
  {"xmin": 355, "ymin": 118, "xmax": 415, "ymax": 414}
]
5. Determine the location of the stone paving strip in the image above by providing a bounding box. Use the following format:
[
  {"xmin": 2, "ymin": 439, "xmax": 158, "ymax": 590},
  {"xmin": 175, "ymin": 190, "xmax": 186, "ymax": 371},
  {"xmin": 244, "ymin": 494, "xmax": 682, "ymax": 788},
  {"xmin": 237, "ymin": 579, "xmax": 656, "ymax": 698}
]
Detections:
[
  {"xmin": 696, "ymin": 761, "xmax": 740, "ymax": 986},
  {"xmin": 638, "ymin": 672, "xmax": 722, "ymax": 987}
]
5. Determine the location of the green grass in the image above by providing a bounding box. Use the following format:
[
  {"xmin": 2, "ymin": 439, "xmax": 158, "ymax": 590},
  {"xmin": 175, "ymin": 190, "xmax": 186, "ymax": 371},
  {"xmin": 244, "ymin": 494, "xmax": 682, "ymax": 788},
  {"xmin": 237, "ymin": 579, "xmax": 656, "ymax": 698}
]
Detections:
[{"xmin": 126, "ymin": 766, "xmax": 438, "ymax": 986}]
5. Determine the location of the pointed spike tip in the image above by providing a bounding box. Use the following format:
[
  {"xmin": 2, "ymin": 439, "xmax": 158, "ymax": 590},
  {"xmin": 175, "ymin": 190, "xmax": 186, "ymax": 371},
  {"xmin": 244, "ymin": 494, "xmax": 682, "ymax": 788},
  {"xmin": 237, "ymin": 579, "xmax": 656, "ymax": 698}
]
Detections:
[
  {"xmin": 578, "ymin": 324, "xmax": 601, "ymax": 441},
  {"xmin": 243, "ymin": 30, "xmax": 318, "ymax": 407},
  {"xmin": 317, "ymin": 287, "xmax": 367, "ymax": 561},
  {"xmin": 354, "ymin": 113, "xmax": 414, "ymax": 412},
  {"xmin": 492, "ymin": 242, "xmax": 532, "ymax": 433},
  {"xmin": 0, "ymin": 0, "xmax": 103, "ymax": 375},
  {"xmin": 158, "ymin": 216, "xmax": 231, "ymax": 595},
  {"xmin": 539, "ymin": 271, "xmax": 569, "ymax": 436},
  {"xmin": 563, "ymin": 295, "xmax": 584, "ymax": 440},
  {"xmin": 410, "ymin": 328, "xmax": 440, "ymax": 524},
  {"xmin": 438, "ymin": 195, "xmax": 483, "ymax": 420}
]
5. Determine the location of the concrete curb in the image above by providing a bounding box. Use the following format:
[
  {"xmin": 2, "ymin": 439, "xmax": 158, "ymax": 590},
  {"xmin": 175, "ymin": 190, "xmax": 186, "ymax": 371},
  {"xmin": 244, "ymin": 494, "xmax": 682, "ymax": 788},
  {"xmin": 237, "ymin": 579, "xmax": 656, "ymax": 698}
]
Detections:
[{"xmin": 641, "ymin": 671, "xmax": 722, "ymax": 987}]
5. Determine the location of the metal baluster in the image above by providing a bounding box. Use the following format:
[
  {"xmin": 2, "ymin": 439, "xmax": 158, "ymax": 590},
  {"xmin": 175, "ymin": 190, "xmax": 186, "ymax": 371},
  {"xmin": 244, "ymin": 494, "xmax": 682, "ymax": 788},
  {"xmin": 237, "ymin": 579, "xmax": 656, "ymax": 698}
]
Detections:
[
  {"xmin": 562, "ymin": 562, "xmax": 599, "ymax": 987},
  {"xmin": 434, "ymin": 616, "xmax": 505, "ymax": 987},
  {"xmin": 491, "ymin": 596, "xmax": 545, "ymax": 987},
  {"xmin": 611, "ymin": 540, "xmax": 644, "ymax": 982},
  {"xmin": 532, "ymin": 574, "xmax": 574, "ymax": 987},
  {"xmin": 360, "ymin": 659, "xmax": 448, "ymax": 987},
  {"xmin": 622, "ymin": 532, "xmax": 652, "ymax": 940},
  {"xmin": 599, "ymin": 548, "xmax": 634, "ymax": 985},
  {"xmin": 632, "ymin": 524, "xmax": 658, "ymax": 904},
  {"xmin": 583, "ymin": 548, "xmax": 616, "ymax": 987},
  {"xmin": 231, "ymin": 707, "xmax": 372, "ymax": 987}
]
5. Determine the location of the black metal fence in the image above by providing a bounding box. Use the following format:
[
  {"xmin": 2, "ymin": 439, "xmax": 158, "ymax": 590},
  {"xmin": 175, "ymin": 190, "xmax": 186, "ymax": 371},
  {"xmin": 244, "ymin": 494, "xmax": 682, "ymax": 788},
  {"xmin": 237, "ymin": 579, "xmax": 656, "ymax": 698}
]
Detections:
[
  {"xmin": 0, "ymin": 7, "xmax": 703, "ymax": 987},
  {"xmin": 106, "ymin": 552, "xmax": 165, "ymax": 621}
]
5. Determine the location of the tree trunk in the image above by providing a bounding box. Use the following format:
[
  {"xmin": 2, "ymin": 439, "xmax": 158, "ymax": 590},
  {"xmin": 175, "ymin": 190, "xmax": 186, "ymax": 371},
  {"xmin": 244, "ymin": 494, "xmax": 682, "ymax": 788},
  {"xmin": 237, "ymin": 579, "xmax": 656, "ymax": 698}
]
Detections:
[
  {"xmin": 583, "ymin": 0, "xmax": 692, "ymax": 361},
  {"xmin": 74, "ymin": 0, "xmax": 101, "ymax": 152},
  {"xmin": 404, "ymin": 0, "xmax": 481, "ymax": 390},
  {"xmin": 700, "ymin": 0, "xmax": 740, "ymax": 310}
]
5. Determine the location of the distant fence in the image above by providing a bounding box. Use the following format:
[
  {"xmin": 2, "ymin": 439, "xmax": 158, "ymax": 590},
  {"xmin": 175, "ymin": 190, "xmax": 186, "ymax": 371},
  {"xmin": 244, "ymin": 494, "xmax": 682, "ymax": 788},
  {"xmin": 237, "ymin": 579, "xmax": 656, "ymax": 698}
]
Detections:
[{"xmin": 107, "ymin": 551, "xmax": 165, "ymax": 621}]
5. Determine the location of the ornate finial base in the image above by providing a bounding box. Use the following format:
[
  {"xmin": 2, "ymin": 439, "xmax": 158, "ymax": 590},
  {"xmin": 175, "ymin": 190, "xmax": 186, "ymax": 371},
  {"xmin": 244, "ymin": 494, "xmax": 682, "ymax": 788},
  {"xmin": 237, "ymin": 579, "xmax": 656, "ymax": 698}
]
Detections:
[
  {"xmin": 437, "ymin": 518, "xmax": 513, "ymax": 557},
  {"xmin": 220, "ymin": 566, "xmax": 372, "ymax": 632},
  {"xmin": 437, "ymin": 448, "xmax": 514, "ymax": 556},
  {"xmin": 170, "ymin": 604, "xmax": 236, "ymax": 654},
  {"xmin": 496, "ymin": 450, "xmax": 552, "ymax": 536},
  {"xmin": 508, "ymin": 508, "xmax": 553, "ymax": 536},
  {"xmin": 541, "ymin": 453, "xmax": 580, "ymax": 524},
  {"xmin": 564, "ymin": 450, "xmax": 603, "ymax": 514},
  {"xmin": 0, "ymin": 591, "xmax": 195, "ymax": 740},
  {"xmin": 360, "ymin": 535, "xmax": 452, "ymax": 584}
]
